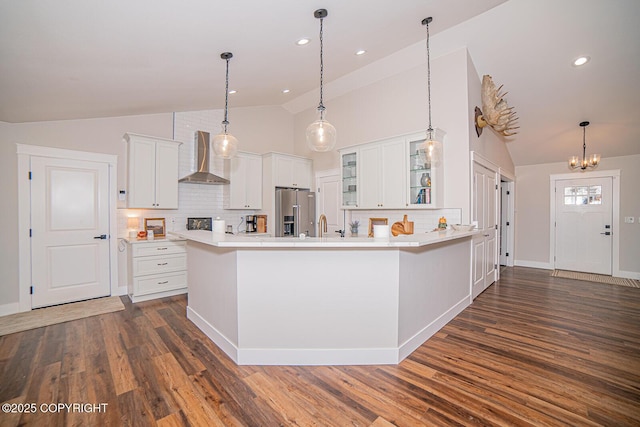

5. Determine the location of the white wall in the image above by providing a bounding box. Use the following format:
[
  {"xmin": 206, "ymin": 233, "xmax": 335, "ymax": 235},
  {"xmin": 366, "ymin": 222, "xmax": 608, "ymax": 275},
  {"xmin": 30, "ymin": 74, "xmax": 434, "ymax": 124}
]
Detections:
[{"xmin": 514, "ymin": 154, "xmax": 640, "ymax": 277}]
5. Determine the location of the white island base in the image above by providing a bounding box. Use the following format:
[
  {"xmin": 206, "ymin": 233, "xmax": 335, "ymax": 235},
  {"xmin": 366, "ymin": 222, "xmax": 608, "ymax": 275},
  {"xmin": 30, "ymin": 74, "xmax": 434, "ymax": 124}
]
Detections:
[{"xmin": 183, "ymin": 231, "xmax": 473, "ymax": 365}]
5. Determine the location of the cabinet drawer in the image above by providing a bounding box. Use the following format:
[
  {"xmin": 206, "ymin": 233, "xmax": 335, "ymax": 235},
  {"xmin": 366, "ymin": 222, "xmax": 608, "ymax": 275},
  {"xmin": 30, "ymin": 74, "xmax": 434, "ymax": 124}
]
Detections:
[
  {"xmin": 132, "ymin": 253, "xmax": 186, "ymax": 277},
  {"xmin": 132, "ymin": 240, "xmax": 186, "ymax": 257},
  {"xmin": 134, "ymin": 271, "xmax": 187, "ymax": 296}
]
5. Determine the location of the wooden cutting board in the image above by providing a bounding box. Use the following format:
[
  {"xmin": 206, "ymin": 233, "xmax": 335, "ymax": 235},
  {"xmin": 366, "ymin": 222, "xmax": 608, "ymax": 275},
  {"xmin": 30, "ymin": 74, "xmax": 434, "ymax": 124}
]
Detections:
[{"xmin": 391, "ymin": 215, "xmax": 414, "ymax": 236}]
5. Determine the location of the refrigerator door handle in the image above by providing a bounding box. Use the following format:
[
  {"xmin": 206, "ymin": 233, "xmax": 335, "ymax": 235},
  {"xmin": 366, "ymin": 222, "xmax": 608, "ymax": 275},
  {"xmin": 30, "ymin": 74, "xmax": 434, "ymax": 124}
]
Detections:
[{"xmin": 293, "ymin": 204, "xmax": 300, "ymax": 236}]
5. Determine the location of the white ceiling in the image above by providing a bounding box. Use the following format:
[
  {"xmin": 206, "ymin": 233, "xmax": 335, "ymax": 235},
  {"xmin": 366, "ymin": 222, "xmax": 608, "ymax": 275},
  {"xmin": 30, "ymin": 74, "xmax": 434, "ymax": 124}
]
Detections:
[{"xmin": 1, "ymin": 0, "xmax": 639, "ymax": 166}]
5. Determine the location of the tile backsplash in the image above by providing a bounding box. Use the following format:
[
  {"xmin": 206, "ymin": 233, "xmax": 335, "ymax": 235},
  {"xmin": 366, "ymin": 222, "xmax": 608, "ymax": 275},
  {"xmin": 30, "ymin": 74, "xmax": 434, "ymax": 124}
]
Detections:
[{"xmin": 117, "ymin": 109, "xmax": 262, "ymax": 237}]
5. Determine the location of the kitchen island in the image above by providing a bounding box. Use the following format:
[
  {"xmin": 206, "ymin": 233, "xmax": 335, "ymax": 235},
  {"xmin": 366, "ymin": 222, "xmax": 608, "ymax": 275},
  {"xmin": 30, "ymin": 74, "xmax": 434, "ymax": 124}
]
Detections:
[{"xmin": 171, "ymin": 229, "xmax": 477, "ymax": 365}]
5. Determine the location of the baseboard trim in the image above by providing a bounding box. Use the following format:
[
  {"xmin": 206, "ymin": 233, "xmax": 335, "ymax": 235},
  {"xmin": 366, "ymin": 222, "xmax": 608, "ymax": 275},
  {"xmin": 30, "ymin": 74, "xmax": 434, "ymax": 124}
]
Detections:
[
  {"xmin": 187, "ymin": 306, "xmax": 239, "ymax": 363},
  {"xmin": 398, "ymin": 295, "xmax": 470, "ymax": 361},
  {"xmin": 616, "ymin": 270, "xmax": 640, "ymax": 280},
  {"xmin": 0, "ymin": 302, "xmax": 20, "ymax": 317},
  {"xmin": 514, "ymin": 260, "xmax": 553, "ymax": 270}
]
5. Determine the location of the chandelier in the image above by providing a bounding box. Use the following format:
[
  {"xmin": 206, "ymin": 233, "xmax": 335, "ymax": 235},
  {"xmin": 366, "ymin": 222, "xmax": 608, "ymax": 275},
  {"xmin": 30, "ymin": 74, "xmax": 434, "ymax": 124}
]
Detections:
[{"xmin": 569, "ymin": 121, "xmax": 600, "ymax": 170}]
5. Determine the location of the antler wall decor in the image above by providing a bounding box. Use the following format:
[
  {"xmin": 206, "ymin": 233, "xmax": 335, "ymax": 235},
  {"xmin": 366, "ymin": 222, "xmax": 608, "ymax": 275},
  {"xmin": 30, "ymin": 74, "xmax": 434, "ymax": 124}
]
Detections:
[{"xmin": 474, "ymin": 75, "xmax": 519, "ymax": 137}]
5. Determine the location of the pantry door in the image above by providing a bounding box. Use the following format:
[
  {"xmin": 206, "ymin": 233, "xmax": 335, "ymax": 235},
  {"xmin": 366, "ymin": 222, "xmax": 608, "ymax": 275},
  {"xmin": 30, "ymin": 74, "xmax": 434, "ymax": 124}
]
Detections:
[
  {"xmin": 555, "ymin": 176, "xmax": 612, "ymax": 275},
  {"xmin": 30, "ymin": 156, "xmax": 111, "ymax": 308},
  {"xmin": 316, "ymin": 170, "xmax": 342, "ymax": 235},
  {"xmin": 471, "ymin": 159, "xmax": 498, "ymax": 299}
]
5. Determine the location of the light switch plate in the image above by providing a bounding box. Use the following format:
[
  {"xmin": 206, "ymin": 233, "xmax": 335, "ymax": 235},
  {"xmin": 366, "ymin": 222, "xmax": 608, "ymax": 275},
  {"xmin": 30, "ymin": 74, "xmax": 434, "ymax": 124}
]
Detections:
[{"xmin": 624, "ymin": 216, "xmax": 635, "ymax": 224}]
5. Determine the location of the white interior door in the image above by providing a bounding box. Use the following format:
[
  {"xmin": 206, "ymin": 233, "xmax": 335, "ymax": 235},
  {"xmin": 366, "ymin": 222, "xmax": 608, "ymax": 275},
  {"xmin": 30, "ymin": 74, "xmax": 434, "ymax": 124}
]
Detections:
[
  {"xmin": 472, "ymin": 161, "xmax": 498, "ymax": 298},
  {"xmin": 555, "ymin": 177, "xmax": 612, "ymax": 274},
  {"xmin": 30, "ymin": 156, "xmax": 111, "ymax": 308},
  {"xmin": 317, "ymin": 172, "xmax": 342, "ymax": 235}
]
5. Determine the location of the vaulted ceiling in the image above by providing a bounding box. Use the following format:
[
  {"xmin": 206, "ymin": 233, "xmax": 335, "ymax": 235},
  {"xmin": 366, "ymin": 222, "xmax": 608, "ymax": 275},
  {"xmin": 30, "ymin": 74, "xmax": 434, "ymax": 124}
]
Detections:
[{"xmin": 1, "ymin": 0, "xmax": 638, "ymax": 166}]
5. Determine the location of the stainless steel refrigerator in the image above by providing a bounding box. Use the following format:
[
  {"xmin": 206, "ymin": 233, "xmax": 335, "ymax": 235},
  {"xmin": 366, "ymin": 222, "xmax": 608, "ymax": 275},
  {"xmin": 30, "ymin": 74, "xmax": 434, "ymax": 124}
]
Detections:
[{"xmin": 275, "ymin": 188, "xmax": 316, "ymax": 237}]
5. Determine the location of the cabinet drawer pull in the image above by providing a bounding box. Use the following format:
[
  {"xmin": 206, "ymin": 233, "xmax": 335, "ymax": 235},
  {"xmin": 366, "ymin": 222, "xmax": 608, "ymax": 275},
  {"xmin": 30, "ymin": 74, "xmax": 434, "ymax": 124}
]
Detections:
[
  {"xmin": 158, "ymin": 281, "xmax": 169, "ymax": 285},
  {"xmin": 156, "ymin": 247, "xmax": 168, "ymax": 250},
  {"xmin": 157, "ymin": 262, "xmax": 168, "ymax": 266}
]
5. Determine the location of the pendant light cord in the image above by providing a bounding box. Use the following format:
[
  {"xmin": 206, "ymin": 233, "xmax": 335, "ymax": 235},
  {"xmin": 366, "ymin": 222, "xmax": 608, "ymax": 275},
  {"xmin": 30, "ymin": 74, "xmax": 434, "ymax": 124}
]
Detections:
[
  {"xmin": 223, "ymin": 55, "xmax": 230, "ymax": 133},
  {"xmin": 318, "ymin": 16, "xmax": 326, "ymax": 118},
  {"xmin": 425, "ymin": 17, "xmax": 433, "ymax": 138}
]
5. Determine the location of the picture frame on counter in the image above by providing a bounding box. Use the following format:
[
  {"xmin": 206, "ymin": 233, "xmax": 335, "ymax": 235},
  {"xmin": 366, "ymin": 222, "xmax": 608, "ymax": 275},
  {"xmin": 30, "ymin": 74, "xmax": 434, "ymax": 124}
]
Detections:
[
  {"xmin": 368, "ymin": 217, "xmax": 388, "ymax": 237},
  {"xmin": 144, "ymin": 217, "xmax": 166, "ymax": 238}
]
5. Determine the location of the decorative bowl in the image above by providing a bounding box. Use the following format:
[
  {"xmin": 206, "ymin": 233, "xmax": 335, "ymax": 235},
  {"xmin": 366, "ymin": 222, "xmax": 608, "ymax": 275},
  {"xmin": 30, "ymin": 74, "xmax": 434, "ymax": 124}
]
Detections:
[{"xmin": 451, "ymin": 224, "xmax": 475, "ymax": 232}]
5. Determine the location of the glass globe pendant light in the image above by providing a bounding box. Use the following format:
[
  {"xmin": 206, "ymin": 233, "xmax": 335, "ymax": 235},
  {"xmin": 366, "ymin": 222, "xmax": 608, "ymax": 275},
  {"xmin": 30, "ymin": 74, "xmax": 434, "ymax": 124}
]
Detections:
[
  {"xmin": 418, "ymin": 17, "xmax": 442, "ymax": 167},
  {"xmin": 306, "ymin": 9, "xmax": 336, "ymax": 152},
  {"xmin": 212, "ymin": 52, "xmax": 238, "ymax": 159}
]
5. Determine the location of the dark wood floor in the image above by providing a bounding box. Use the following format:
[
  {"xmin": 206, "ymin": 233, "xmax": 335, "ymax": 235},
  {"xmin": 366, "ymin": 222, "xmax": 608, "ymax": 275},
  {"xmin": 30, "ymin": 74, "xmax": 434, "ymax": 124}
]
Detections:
[{"xmin": 1, "ymin": 266, "xmax": 639, "ymax": 426}]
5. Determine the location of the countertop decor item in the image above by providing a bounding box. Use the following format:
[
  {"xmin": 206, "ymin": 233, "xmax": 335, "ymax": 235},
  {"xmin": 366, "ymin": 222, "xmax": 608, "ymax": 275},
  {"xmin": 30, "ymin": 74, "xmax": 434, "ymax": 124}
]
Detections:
[
  {"xmin": 451, "ymin": 224, "xmax": 475, "ymax": 232},
  {"xmin": 306, "ymin": 9, "xmax": 337, "ymax": 152},
  {"xmin": 391, "ymin": 215, "xmax": 414, "ymax": 236},
  {"xmin": 569, "ymin": 121, "xmax": 600, "ymax": 170},
  {"xmin": 212, "ymin": 52, "xmax": 238, "ymax": 159},
  {"xmin": 437, "ymin": 216, "xmax": 447, "ymax": 230},
  {"xmin": 144, "ymin": 217, "xmax": 165, "ymax": 238},
  {"xmin": 349, "ymin": 220, "xmax": 359, "ymax": 236}
]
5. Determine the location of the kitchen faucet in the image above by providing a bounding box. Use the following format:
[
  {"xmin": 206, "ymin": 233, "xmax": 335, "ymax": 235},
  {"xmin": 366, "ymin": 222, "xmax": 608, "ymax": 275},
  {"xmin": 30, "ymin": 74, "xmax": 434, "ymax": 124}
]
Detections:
[{"xmin": 318, "ymin": 214, "xmax": 327, "ymax": 237}]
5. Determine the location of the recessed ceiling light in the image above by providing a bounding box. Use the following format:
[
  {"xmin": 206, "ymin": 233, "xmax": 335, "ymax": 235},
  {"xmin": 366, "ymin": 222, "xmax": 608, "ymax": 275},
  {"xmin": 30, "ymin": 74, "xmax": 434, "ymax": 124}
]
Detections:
[
  {"xmin": 355, "ymin": 49, "xmax": 366, "ymax": 56},
  {"xmin": 228, "ymin": 90, "xmax": 237, "ymax": 94},
  {"xmin": 296, "ymin": 38, "xmax": 310, "ymax": 46},
  {"xmin": 282, "ymin": 89, "xmax": 290, "ymax": 94},
  {"xmin": 572, "ymin": 56, "xmax": 591, "ymax": 67}
]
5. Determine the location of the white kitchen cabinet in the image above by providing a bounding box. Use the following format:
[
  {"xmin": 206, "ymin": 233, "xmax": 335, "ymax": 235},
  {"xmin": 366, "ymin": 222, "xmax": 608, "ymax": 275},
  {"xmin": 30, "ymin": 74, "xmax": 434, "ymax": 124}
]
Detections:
[
  {"xmin": 124, "ymin": 133, "xmax": 181, "ymax": 209},
  {"xmin": 225, "ymin": 151, "xmax": 262, "ymax": 209},
  {"xmin": 127, "ymin": 239, "xmax": 187, "ymax": 303},
  {"xmin": 267, "ymin": 153, "xmax": 313, "ymax": 189},
  {"xmin": 358, "ymin": 138, "xmax": 406, "ymax": 209}
]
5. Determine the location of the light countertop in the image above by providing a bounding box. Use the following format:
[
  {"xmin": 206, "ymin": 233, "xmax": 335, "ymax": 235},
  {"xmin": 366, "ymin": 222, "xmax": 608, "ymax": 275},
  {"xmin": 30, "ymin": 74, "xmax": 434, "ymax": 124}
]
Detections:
[{"xmin": 169, "ymin": 229, "xmax": 479, "ymax": 248}]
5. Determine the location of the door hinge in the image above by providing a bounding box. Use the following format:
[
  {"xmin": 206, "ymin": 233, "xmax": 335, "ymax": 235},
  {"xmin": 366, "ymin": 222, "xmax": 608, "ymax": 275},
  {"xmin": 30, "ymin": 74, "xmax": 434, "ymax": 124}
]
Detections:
[
  {"xmin": 506, "ymin": 190, "xmax": 510, "ymax": 195},
  {"xmin": 30, "ymin": 286, "xmax": 33, "ymax": 295},
  {"xmin": 495, "ymin": 224, "xmax": 498, "ymax": 230},
  {"xmin": 506, "ymin": 252, "xmax": 509, "ymax": 257},
  {"xmin": 29, "ymin": 228, "xmax": 32, "ymax": 237},
  {"xmin": 506, "ymin": 221, "xmax": 510, "ymax": 226},
  {"xmin": 495, "ymin": 184, "xmax": 498, "ymax": 190},
  {"xmin": 494, "ymin": 264, "xmax": 498, "ymax": 269},
  {"xmin": 28, "ymin": 171, "xmax": 32, "ymax": 180}
]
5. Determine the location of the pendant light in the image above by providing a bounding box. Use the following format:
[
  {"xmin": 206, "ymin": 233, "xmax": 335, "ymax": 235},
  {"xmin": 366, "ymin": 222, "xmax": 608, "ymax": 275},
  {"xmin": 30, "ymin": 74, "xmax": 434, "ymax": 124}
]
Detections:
[
  {"xmin": 569, "ymin": 121, "xmax": 600, "ymax": 170},
  {"xmin": 306, "ymin": 9, "xmax": 336, "ymax": 152},
  {"xmin": 418, "ymin": 17, "xmax": 441, "ymax": 167},
  {"xmin": 212, "ymin": 52, "xmax": 238, "ymax": 159}
]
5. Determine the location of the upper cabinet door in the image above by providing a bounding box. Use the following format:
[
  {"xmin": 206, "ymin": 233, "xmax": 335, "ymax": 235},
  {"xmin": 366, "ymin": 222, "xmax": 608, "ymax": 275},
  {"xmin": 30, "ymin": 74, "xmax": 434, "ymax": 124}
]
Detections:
[
  {"xmin": 125, "ymin": 133, "xmax": 181, "ymax": 209},
  {"xmin": 154, "ymin": 141, "xmax": 180, "ymax": 209},
  {"xmin": 358, "ymin": 139, "xmax": 406, "ymax": 209},
  {"xmin": 226, "ymin": 152, "xmax": 262, "ymax": 209},
  {"xmin": 271, "ymin": 153, "xmax": 313, "ymax": 189}
]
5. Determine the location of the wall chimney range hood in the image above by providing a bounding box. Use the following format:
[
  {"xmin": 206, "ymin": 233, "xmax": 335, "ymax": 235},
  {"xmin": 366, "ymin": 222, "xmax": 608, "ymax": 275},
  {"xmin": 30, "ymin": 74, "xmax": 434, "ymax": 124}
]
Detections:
[{"xmin": 179, "ymin": 131, "xmax": 230, "ymax": 185}]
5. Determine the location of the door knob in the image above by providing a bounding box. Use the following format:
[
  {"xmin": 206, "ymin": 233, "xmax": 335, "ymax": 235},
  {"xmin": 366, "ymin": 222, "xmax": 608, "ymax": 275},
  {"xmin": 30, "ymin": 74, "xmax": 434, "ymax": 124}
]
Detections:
[{"xmin": 93, "ymin": 234, "xmax": 107, "ymax": 239}]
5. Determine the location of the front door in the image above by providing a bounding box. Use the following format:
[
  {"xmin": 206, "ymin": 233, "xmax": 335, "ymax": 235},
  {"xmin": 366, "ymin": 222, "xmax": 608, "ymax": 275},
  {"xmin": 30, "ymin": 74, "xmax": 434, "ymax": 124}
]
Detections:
[
  {"xmin": 555, "ymin": 177, "xmax": 613, "ymax": 275},
  {"xmin": 30, "ymin": 156, "xmax": 111, "ymax": 308}
]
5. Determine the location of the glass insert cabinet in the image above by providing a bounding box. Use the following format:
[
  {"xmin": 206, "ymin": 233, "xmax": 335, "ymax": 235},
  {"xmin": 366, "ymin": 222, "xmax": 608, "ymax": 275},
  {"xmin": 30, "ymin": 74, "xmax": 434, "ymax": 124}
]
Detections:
[
  {"xmin": 339, "ymin": 130, "xmax": 443, "ymax": 210},
  {"xmin": 408, "ymin": 136, "xmax": 435, "ymax": 207},
  {"xmin": 341, "ymin": 151, "xmax": 358, "ymax": 207}
]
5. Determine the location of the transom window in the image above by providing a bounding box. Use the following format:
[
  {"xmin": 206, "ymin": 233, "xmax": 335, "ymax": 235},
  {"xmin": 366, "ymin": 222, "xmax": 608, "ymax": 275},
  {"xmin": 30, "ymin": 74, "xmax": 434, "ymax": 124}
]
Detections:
[{"xmin": 564, "ymin": 185, "xmax": 602, "ymax": 205}]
